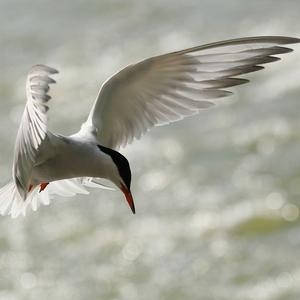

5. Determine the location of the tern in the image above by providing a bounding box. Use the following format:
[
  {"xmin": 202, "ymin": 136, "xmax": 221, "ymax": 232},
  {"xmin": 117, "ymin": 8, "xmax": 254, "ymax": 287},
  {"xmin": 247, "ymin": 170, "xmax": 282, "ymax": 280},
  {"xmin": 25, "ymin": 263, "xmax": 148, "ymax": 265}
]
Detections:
[{"xmin": 0, "ymin": 36, "xmax": 299, "ymax": 218}]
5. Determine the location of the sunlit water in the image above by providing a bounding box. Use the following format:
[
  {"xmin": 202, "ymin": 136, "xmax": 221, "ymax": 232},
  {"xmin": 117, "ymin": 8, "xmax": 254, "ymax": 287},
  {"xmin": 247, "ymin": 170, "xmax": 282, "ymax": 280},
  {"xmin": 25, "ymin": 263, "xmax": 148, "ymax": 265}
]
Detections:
[{"xmin": 0, "ymin": 1, "xmax": 300, "ymax": 299}]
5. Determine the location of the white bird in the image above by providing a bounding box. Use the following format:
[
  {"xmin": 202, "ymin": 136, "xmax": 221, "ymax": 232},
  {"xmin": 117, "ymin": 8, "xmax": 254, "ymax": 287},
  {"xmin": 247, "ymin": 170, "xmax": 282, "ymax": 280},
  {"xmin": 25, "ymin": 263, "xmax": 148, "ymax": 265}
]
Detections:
[{"xmin": 0, "ymin": 36, "xmax": 299, "ymax": 218}]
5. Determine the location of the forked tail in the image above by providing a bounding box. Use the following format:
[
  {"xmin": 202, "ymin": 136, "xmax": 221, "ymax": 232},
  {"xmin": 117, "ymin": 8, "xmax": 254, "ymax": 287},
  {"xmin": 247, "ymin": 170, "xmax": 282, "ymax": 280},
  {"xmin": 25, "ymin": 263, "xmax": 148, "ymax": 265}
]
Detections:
[
  {"xmin": 0, "ymin": 182, "xmax": 26, "ymax": 217},
  {"xmin": 0, "ymin": 181, "xmax": 51, "ymax": 218},
  {"xmin": 0, "ymin": 178, "xmax": 111, "ymax": 218}
]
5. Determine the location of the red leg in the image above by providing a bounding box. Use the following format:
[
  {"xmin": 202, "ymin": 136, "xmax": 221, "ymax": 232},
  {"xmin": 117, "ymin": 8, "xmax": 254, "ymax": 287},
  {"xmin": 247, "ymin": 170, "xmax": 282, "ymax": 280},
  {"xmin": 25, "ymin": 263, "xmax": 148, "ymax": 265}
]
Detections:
[
  {"xmin": 39, "ymin": 182, "xmax": 49, "ymax": 193},
  {"xmin": 28, "ymin": 184, "xmax": 34, "ymax": 192}
]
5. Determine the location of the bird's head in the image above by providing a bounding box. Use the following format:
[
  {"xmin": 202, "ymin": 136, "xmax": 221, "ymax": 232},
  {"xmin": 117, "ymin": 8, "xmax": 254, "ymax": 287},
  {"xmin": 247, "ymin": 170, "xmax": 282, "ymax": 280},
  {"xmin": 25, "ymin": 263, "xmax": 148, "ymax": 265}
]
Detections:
[{"xmin": 98, "ymin": 145, "xmax": 135, "ymax": 214}]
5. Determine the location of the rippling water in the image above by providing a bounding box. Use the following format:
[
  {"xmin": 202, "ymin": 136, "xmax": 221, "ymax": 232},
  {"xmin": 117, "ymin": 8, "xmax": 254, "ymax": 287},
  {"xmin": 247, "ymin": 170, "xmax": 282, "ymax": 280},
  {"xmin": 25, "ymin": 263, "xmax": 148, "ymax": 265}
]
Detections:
[{"xmin": 0, "ymin": 1, "xmax": 300, "ymax": 299}]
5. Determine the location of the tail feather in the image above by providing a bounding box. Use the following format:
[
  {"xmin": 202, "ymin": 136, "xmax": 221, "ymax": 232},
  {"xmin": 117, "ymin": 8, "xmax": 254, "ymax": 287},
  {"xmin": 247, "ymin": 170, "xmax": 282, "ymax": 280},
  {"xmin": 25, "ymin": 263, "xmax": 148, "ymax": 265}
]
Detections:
[
  {"xmin": 0, "ymin": 182, "xmax": 27, "ymax": 217},
  {"xmin": 0, "ymin": 182, "xmax": 16, "ymax": 215},
  {"xmin": 0, "ymin": 177, "xmax": 108, "ymax": 218},
  {"xmin": 0, "ymin": 181, "xmax": 52, "ymax": 218}
]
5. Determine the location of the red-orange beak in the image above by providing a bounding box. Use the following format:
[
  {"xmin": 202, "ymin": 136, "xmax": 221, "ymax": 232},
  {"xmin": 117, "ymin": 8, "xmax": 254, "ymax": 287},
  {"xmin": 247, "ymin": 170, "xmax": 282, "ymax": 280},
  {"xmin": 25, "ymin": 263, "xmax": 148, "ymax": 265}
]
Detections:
[{"xmin": 120, "ymin": 183, "xmax": 135, "ymax": 214}]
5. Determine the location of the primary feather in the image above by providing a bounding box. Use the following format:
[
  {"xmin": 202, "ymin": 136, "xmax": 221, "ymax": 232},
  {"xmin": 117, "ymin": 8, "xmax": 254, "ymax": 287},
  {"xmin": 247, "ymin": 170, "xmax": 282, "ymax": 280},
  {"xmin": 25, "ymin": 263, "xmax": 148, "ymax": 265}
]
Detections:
[
  {"xmin": 81, "ymin": 36, "xmax": 299, "ymax": 149},
  {"xmin": 13, "ymin": 65, "xmax": 58, "ymax": 199}
]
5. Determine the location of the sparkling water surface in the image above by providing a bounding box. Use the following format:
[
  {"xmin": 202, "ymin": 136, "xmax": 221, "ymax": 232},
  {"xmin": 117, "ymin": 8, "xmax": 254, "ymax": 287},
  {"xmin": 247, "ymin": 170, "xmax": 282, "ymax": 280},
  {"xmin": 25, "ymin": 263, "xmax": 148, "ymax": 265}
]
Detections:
[{"xmin": 0, "ymin": 1, "xmax": 300, "ymax": 299}]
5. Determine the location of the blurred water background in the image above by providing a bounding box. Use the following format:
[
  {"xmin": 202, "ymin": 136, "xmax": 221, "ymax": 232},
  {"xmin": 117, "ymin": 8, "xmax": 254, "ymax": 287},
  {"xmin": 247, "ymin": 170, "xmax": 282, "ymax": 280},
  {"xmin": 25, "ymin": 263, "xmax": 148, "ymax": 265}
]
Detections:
[{"xmin": 0, "ymin": 0, "xmax": 300, "ymax": 299}]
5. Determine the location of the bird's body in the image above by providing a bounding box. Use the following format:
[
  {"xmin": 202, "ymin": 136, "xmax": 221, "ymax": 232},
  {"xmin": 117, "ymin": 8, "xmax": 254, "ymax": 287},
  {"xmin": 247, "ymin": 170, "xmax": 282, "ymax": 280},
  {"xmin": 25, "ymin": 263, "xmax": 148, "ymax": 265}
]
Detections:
[
  {"xmin": 30, "ymin": 134, "xmax": 113, "ymax": 185},
  {"xmin": 0, "ymin": 36, "xmax": 299, "ymax": 217}
]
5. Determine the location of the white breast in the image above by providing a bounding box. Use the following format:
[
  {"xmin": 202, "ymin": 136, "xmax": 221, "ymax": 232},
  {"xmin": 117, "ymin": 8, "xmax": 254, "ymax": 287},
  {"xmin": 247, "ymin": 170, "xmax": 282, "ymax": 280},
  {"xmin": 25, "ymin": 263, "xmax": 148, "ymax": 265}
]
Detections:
[{"xmin": 31, "ymin": 136, "xmax": 114, "ymax": 184}]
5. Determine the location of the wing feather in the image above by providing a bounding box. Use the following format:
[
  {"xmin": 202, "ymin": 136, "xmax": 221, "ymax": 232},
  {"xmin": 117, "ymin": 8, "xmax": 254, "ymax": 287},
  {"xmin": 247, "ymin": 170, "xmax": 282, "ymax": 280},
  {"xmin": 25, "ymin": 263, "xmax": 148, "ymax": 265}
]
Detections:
[
  {"xmin": 79, "ymin": 36, "xmax": 299, "ymax": 149},
  {"xmin": 13, "ymin": 64, "xmax": 58, "ymax": 198}
]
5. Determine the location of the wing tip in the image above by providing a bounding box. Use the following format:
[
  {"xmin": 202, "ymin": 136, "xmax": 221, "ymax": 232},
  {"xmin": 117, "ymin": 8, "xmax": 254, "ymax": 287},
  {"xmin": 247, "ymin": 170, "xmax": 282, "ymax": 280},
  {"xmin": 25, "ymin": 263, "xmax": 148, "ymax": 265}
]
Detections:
[
  {"xmin": 30, "ymin": 64, "xmax": 59, "ymax": 74},
  {"xmin": 277, "ymin": 36, "xmax": 300, "ymax": 45}
]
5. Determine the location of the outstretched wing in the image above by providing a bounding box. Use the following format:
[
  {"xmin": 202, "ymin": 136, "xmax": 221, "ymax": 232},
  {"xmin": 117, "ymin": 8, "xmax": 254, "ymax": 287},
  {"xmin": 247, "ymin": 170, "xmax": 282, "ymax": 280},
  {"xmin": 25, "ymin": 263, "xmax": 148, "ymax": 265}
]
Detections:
[
  {"xmin": 81, "ymin": 36, "xmax": 299, "ymax": 149},
  {"xmin": 13, "ymin": 64, "xmax": 58, "ymax": 198}
]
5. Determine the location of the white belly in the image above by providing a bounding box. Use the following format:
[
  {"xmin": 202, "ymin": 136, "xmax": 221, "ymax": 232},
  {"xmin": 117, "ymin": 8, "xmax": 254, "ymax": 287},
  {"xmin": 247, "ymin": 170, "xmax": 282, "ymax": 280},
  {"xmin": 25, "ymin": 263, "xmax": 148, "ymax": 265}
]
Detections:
[{"xmin": 31, "ymin": 136, "xmax": 112, "ymax": 184}]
